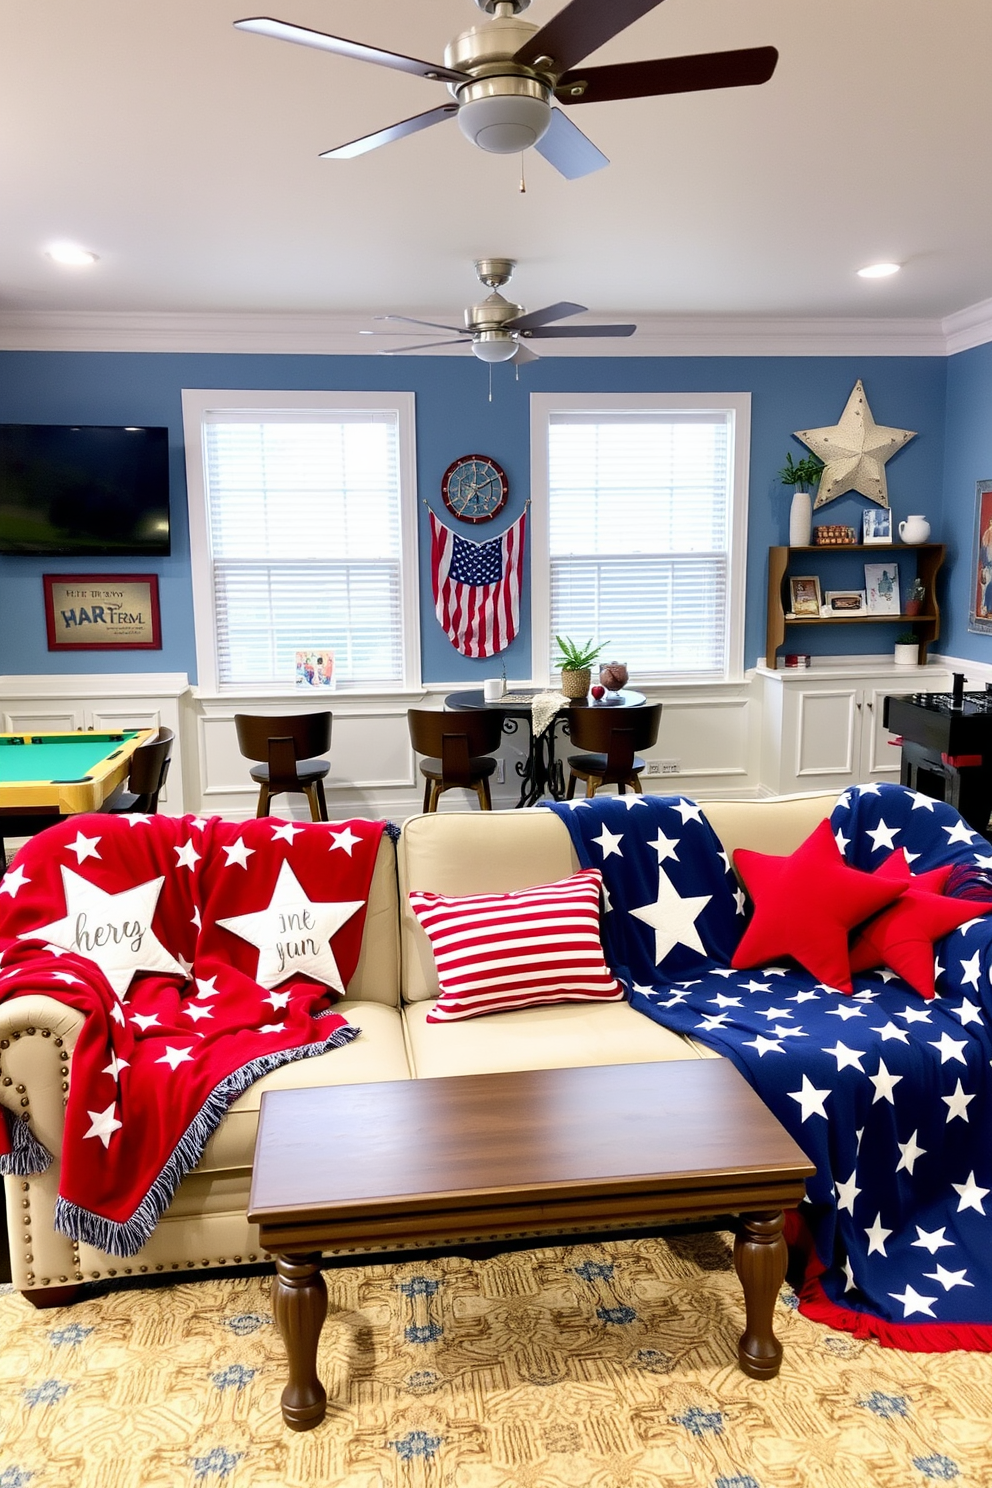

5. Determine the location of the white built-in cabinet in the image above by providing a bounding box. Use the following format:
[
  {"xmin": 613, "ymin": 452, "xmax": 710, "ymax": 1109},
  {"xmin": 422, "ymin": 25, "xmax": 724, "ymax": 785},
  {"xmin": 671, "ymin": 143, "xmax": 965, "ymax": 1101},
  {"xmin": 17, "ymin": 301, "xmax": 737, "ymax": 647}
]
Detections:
[{"xmin": 757, "ymin": 662, "xmax": 952, "ymax": 796}]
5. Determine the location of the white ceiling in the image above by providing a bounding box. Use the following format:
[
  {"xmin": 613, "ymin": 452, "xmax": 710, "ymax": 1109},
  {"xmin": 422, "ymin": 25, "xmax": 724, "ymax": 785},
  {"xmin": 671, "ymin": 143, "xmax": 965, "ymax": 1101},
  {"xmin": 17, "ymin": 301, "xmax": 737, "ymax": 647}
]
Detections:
[{"xmin": 2, "ymin": 0, "xmax": 991, "ymax": 332}]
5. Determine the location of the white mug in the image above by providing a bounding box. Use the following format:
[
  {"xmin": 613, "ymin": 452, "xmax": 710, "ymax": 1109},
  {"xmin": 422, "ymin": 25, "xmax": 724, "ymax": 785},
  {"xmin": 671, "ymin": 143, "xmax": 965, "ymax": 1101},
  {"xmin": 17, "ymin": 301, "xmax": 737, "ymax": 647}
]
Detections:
[{"xmin": 483, "ymin": 678, "xmax": 503, "ymax": 702}]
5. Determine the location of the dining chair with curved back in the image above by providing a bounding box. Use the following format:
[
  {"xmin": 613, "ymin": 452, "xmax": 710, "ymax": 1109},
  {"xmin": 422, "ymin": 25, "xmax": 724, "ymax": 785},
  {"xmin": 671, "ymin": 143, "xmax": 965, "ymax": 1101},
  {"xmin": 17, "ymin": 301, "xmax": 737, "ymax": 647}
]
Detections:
[
  {"xmin": 565, "ymin": 703, "xmax": 663, "ymax": 799},
  {"xmin": 407, "ymin": 708, "xmax": 506, "ymax": 813},
  {"xmin": 104, "ymin": 726, "xmax": 175, "ymax": 815},
  {"xmin": 234, "ymin": 712, "xmax": 332, "ymax": 821}
]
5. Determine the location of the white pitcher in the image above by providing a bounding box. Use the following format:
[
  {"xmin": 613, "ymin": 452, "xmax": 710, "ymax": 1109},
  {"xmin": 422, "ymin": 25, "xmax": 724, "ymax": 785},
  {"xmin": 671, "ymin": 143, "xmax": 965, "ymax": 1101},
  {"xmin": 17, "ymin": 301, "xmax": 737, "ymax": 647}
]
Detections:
[{"xmin": 899, "ymin": 514, "xmax": 930, "ymax": 544}]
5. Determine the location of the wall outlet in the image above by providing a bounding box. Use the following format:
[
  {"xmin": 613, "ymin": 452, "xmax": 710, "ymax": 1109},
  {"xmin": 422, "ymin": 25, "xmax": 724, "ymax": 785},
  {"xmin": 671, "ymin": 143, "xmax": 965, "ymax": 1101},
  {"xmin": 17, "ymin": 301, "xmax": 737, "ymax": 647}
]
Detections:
[
  {"xmin": 496, "ymin": 758, "xmax": 505, "ymax": 784},
  {"xmin": 646, "ymin": 759, "xmax": 680, "ymax": 776}
]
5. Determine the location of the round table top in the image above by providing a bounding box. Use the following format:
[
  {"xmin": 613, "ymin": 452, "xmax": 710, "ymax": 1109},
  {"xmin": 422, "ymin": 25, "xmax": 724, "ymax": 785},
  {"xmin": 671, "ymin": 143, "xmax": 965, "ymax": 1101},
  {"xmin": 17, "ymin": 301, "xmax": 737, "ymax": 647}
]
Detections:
[{"xmin": 445, "ymin": 688, "xmax": 646, "ymax": 712}]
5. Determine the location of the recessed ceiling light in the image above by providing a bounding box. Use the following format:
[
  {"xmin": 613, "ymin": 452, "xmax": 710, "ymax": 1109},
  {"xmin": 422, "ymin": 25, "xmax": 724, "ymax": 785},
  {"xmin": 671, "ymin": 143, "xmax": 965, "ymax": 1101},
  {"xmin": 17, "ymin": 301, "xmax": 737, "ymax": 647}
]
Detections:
[
  {"xmin": 46, "ymin": 243, "xmax": 99, "ymax": 267},
  {"xmin": 857, "ymin": 262, "xmax": 900, "ymax": 279}
]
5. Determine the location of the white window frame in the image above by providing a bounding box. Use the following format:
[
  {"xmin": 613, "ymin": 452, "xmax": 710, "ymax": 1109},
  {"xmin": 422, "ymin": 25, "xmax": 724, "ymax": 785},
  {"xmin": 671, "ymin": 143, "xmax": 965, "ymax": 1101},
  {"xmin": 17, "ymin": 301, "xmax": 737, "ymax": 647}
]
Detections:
[
  {"xmin": 181, "ymin": 388, "xmax": 420, "ymax": 695},
  {"xmin": 529, "ymin": 391, "xmax": 751, "ymax": 686}
]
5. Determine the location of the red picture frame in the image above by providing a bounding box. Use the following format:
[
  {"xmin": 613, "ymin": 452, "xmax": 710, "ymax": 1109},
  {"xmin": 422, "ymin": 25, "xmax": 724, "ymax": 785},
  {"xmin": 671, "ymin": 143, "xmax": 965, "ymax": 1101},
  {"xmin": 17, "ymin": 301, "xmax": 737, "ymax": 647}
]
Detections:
[{"xmin": 43, "ymin": 573, "xmax": 162, "ymax": 651}]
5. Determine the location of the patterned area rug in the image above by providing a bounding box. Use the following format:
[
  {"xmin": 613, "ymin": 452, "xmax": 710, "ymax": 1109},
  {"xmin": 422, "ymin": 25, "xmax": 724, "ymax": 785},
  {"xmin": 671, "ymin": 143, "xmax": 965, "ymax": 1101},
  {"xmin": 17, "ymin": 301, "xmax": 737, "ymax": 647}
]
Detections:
[{"xmin": 1, "ymin": 1232, "xmax": 991, "ymax": 1487}]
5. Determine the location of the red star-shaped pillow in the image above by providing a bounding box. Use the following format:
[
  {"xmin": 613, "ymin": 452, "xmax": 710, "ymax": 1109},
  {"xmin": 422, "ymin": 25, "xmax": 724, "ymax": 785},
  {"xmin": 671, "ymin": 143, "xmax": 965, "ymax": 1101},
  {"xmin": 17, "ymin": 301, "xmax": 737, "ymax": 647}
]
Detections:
[
  {"xmin": 731, "ymin": 819, "xmax": 909, "ymax": 992},
  {"xmin": 850, "ymin": 852, "xmax": 986, "ymax": 1000}
]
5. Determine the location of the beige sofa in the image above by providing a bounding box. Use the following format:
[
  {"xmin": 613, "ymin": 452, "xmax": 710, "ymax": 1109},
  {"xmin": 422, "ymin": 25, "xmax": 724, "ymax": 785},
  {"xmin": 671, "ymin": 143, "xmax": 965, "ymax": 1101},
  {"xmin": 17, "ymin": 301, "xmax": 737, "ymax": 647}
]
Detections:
[{"xmin": 1, "ymin": 793, "xmax": 835, "ymax": 1304}]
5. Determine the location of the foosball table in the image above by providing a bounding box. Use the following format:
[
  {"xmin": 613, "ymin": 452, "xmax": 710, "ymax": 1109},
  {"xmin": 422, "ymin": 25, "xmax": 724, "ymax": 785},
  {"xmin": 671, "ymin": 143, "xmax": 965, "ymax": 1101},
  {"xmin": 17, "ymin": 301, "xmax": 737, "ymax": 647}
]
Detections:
[{"xmin": 883, "ymin": 675, "xmax": 992, "ymax": 838}]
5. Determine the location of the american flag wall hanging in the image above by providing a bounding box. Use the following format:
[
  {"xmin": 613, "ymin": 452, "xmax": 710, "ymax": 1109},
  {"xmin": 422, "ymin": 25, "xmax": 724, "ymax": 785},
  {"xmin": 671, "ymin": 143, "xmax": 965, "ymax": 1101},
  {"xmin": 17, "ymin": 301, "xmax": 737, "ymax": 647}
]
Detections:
[{"xmin": 429, "ymin": 508, "xmax": 526, "ymax": 658}]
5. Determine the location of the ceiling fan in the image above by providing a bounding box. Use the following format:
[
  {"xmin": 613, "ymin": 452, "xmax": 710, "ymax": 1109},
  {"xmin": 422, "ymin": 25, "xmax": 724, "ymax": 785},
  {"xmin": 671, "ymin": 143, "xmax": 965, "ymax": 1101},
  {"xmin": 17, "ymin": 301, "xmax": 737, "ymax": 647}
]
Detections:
[
  {"xmin": 364, "ymin": 258, "xmax": 636, "ymax": 364},
  {"xmin": 235, "ymin": 0, "xmax": 778, "ymax": 180}
]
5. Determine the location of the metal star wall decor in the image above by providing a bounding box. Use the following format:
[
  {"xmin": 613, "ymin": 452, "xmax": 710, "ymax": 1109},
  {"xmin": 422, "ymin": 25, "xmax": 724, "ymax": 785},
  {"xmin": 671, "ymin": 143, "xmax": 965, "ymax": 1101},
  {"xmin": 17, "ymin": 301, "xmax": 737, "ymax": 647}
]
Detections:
[{"xmin": 795, "ymin": 379, "xmax": 916, "ymax": 509}]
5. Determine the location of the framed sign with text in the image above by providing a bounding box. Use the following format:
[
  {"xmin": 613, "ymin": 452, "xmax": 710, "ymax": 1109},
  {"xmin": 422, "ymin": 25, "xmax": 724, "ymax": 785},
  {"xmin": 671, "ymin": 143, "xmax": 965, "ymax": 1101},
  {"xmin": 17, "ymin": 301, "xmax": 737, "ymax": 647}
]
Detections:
[{"xmin": 43, "ymin": 574, "xmax": 162, "ymax": 651}]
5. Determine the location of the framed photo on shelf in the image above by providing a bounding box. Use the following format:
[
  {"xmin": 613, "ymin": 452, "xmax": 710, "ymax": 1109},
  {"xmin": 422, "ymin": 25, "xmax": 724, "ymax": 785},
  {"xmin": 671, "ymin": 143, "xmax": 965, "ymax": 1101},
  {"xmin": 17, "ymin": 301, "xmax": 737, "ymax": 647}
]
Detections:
[
  {"xmin": 862, "ymin": 508, "xmax": 892, "ymax": 544},
  {"xmin": 788, "ymin": 575, "xmax": 822, "ymax": 617},
  {"xmin": 43, "ymin": 574, "xmax": 161, "ymax": 651},
  {"xmin": 824, "ymin": 590, "xmax": 867, "ymax": 613},
  {"xmin": 864, "ymin": 562, "xmax": 900, "ymax": 614},
  {"xmin": 969, "ymin": 479, "xmax": 992, "ymax": 636}
]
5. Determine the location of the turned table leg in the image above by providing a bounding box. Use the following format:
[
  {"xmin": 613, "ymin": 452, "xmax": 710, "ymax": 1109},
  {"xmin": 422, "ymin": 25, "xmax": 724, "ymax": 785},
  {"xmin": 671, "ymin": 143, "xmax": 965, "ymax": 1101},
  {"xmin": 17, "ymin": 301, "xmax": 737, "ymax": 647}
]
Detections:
[
  {"xmin": 734, "ymin": 1210, "xmax": 788, "ymax": 1379},
  {"xmin": 271, "ymin": 1251, "xmax": 328, "ymax": 1430}
]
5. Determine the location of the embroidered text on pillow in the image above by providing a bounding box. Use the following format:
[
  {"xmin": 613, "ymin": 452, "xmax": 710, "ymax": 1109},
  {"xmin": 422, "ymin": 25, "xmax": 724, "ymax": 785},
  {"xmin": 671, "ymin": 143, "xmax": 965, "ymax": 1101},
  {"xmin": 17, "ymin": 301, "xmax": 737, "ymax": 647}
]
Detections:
[{"xmin": 410, "ymin": 868, "xmax": 624, "ymax": 1023}]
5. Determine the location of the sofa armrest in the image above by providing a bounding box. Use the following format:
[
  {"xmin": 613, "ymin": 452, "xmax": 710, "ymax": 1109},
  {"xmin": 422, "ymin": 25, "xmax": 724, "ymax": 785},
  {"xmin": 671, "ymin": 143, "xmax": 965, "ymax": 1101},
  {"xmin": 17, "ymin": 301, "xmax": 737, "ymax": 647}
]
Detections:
[{"xmin": 0, "ymin": 996, "xmax": 85, "ymax": 1163}]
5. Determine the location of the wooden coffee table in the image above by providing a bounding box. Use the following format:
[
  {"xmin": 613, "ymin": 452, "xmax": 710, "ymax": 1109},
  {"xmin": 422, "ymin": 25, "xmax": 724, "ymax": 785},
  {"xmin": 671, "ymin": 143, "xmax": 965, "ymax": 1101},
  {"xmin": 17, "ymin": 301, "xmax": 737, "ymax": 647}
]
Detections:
[{"xmin": 249, "ymin": 1060, "xmax": 815, "ymax": 1430}]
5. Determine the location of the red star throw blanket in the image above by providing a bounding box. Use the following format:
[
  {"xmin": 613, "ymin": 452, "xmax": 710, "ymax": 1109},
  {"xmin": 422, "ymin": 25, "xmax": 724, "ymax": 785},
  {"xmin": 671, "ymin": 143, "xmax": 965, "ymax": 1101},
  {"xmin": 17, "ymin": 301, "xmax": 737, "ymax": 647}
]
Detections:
[{"xmin": 0, "ymin": 812, "xmax": 386, "ymax": 1256}]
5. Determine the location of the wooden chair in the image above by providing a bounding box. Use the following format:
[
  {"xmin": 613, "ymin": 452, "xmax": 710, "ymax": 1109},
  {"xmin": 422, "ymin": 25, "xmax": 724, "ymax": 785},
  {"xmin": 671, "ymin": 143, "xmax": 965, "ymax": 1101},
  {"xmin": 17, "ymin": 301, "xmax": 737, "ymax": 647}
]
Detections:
[
  {"xmin": 234, "ymin": 712, "xmax": 332, "ymax": 821},
  {"xmin": 408, "ymin": 708, "xmax": 505, "ymax": 813},
  {"xmin": 104, "ymin": 727, "xmax": 175, "ymax": 815},
  {"xmin": 565, "ymin": 703, "xmax": 663, "ymax": 799}
]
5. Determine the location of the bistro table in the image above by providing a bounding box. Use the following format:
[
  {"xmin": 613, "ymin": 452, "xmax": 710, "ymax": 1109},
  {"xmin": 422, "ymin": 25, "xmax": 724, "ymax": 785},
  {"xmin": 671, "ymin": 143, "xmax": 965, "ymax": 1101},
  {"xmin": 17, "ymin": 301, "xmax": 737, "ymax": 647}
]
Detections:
[{"xmin": 444, "ymin": 688, "xmax": 646, "ymax": 808}]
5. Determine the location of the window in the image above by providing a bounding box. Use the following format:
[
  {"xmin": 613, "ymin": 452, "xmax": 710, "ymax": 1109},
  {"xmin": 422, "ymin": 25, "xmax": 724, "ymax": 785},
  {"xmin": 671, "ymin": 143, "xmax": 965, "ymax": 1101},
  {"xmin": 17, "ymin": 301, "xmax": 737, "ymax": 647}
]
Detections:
[
  {"xmin": 182, "ymin": 391, "xmax": 419, "ymax": 692},
  {"xmin": 530, "ymin": 393, "xmax": 750, "ymax": 683}
]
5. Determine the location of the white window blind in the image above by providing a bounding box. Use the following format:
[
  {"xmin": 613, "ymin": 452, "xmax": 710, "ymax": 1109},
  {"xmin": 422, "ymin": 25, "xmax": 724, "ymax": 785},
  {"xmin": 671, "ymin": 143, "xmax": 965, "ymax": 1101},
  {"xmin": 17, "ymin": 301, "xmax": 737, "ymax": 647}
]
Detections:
[
  {"xmin": 202, "ymin": 412, "xmax": 404, "ymax": 689},
  {"xmin": 547, "ymin": 410, "xmax": 734, "ymax": 678}
]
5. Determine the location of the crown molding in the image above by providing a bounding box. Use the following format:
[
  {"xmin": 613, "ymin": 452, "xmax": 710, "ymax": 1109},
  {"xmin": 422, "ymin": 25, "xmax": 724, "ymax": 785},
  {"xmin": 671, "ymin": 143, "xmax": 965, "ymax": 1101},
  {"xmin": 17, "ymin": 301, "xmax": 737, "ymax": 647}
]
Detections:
[
  {"xmin": 943, "ymin": 297, "xmax": 992, "ymax": 355},
  {"xmin": 0, "ymin": 308, "xmax": 954, "ymax": 357}
]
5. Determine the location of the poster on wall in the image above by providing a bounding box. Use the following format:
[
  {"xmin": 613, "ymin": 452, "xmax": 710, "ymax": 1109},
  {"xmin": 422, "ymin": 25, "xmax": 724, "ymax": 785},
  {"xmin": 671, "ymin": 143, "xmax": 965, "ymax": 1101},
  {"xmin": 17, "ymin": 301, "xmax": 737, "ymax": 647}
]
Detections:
[
  {"xmin": 43, "ymin": 574, "xmax": 161, "ymax": 651},
  {"xmin": 969, "ymin": 480, "xmax": 992, "ymax": 636}
]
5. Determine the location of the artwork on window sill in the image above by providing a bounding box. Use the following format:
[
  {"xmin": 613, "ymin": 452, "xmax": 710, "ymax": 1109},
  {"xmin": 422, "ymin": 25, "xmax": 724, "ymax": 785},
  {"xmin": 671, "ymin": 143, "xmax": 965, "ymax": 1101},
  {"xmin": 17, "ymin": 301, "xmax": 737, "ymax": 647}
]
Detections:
[
  {"xmin": 295, "ymin": 649, "xmax": 336, "ymax": 688},
  {"xmin": 43, "ymin": 574, "xmax": 161, "ymax": 651}
]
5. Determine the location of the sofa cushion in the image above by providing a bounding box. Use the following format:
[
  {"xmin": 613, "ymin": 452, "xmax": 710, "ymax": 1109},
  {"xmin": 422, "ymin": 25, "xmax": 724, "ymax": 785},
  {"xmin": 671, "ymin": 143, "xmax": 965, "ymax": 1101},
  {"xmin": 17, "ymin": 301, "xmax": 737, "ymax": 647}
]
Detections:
[
  {"xmin": 849, "ymin": 858, "xmax": 985, "ymax": 1000},
  {"xmin": 194, "ymin": 999, "xmax": 412, "ymax": 1173},
  {"xmin": 402, "ymin": 997, "xmax": 717, "ymax": 1081},
  {"xmin": 732, "ymin": 818, "xmax": 909, "ymax": 992},
  {"xmin": 409, "ymin": 868, "xmax": 623, "ymax": 1022}
]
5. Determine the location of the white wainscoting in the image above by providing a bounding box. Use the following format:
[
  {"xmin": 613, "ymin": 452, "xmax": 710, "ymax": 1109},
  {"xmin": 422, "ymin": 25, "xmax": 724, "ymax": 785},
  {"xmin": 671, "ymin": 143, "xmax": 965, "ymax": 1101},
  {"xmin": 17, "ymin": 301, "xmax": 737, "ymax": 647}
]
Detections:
[{"xmin": 6, "ymin": 662, "xmax": 962, "ymax": 828}]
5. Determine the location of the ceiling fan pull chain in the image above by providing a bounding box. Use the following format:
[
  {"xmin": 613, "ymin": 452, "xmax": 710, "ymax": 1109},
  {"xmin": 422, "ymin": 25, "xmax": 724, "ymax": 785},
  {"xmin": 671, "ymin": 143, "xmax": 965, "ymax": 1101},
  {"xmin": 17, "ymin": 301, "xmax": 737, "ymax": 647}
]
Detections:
[
  {"xmin": 519, "ymin": 152, "xmax": 527, "ymax": 194},
  {"xmin": 489, "ymin": 363, "xmax": 494, "ymax": 403}
]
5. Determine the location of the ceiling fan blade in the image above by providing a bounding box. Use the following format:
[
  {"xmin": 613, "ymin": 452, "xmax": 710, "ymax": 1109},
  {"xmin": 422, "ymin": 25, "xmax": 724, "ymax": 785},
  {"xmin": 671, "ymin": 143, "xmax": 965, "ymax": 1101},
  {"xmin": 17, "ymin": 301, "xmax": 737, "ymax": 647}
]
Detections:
[
  {"xmin": 514, "ymin": 0, "xmax": 665, "ymax": 73},
  {"xmin": 512, "ymin": 343, "xmax": 541, "ymax": 366},
  {"xmin": 320, "ymin": 105, "xmax": 458, "ymax": 159},
  {"xmin": 521, "ymin": 324, "xmax": 637, "ymax": 339},
  {"xmin": 379, "ymin": 339, "xmax": 473, "ymax": 354},
  {"xmin": 505, "ymin": 301, "xmax": 587, "ymax": 332},
  {"xmin": 374, "ymin": 314, "xmax": 465, "ymax": 334},
  {"xmin": 557, "ymin": 46, "xmax": 779, "ymax": 104},
  {"xmin": 534, "ymin": 108, "xmax": 608, "ymax": 179},
  {"xmin": 234, "ymin": 17, "xmax": 469, "ymax": 82}
]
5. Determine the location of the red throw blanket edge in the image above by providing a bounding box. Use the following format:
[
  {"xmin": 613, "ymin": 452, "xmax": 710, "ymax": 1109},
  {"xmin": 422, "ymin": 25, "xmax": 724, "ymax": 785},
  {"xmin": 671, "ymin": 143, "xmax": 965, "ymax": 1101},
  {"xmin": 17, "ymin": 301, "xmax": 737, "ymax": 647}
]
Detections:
[{"xmin": 0, "ymin": 813, "xmax": 390, "ymax": 1258}]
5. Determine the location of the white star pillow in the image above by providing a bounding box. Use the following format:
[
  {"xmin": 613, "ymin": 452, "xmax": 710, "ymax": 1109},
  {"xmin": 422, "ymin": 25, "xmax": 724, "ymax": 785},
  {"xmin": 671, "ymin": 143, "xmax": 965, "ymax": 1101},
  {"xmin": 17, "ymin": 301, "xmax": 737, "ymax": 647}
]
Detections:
[
  {"xmin": 20, "ymin": 866, "xmax": 188, "ymax": 997},
  {"xmin": 215, "ymin": 860, "xmax": 364, "ymax": 992}
]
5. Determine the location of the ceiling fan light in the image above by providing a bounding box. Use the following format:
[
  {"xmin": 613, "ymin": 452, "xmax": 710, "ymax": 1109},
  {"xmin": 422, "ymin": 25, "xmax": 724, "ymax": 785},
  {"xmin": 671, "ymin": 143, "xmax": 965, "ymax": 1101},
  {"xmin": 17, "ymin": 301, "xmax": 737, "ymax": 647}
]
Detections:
[
  {"xmin": 857, "ymin": 262, "xmax": 901, "ymax": 279},
  {"xmin": 457, "ymin": 92, "xmax": 551, "ymax": 154},
  {"xmin": 471, "ymin": 332, "xmax": 519, "ymax": 363}
]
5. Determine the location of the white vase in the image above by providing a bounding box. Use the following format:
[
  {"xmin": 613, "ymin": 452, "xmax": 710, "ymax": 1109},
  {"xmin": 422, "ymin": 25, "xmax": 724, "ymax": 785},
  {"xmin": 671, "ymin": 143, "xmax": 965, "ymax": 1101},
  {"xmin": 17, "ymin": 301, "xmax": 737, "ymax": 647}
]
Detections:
[
  {"xmin": 899, "ymin": 514, "xmax": 931, "ymax": 544},
  {"xmin": 789, "ymin": 490, "xmax": 813, "ymax": 546},
  {"xmin": 894, "ymin": 642, "xmax": 919, "ymax": 666}
]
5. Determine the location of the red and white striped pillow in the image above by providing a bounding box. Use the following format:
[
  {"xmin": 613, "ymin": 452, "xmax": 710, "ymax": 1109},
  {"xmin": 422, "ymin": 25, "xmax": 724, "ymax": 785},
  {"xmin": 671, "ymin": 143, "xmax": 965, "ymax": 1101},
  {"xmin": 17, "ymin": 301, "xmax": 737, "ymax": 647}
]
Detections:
[{"xmin": 409, "ymin": 868, "xmax": 624, "ymax": 1023}]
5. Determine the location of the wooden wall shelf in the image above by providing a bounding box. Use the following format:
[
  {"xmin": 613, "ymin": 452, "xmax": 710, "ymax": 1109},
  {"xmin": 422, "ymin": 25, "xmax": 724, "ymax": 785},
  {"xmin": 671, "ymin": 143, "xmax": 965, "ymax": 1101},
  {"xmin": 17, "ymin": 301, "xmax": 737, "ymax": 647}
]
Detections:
[{"xmin": 766, "ymin": 542, "xmax": 945, "ymax": 668}]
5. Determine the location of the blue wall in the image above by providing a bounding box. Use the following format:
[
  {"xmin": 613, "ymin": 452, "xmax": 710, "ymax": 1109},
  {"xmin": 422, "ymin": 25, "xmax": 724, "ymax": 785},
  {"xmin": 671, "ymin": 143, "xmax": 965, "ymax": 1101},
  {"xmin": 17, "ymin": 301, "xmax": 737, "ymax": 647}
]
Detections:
[
  {"xmin": 941, "ymin": 341, "xmax": 992, "ymax": 663},
  {"xmin": 0, "ymin": 350, "xmax": 949, "ymax": 682}
]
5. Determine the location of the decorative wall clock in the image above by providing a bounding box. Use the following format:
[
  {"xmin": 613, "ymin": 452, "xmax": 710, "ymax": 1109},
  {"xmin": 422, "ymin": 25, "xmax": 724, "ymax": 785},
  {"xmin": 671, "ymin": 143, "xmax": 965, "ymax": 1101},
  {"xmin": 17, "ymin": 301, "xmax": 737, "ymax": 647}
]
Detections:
[{"xmin": 441, "ymin": 454, "xmax": 508, "ymax": 524}]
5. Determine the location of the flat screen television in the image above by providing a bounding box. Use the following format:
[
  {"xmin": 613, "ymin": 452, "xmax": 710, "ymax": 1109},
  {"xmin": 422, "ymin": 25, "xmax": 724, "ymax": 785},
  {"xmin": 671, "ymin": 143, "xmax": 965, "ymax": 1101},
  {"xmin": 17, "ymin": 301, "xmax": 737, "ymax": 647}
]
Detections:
[{"xmin": 0, "ymin": 424, "xmax": 171, "ymax": 555}]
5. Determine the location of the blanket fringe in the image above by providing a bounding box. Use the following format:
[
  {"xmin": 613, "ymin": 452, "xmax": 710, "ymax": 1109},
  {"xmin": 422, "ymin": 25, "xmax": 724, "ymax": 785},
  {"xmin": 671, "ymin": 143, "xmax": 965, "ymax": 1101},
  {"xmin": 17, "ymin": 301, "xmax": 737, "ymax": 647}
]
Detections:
[
  {"xmin": 0, "ymin": 1106, "xmax": 52, "ymax": 1177},
  {"xmin": 53, "ymin": 1022, "xmax": 360, "ymax": 1259}
]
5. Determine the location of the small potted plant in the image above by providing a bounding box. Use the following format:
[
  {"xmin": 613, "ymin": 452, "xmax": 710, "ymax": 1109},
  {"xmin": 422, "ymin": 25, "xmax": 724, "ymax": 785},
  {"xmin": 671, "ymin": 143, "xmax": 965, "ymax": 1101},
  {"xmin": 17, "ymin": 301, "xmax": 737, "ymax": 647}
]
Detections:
[
  {"xmin": 554, "ymin": 635, "xmax": 607, "ymax": 698},
  {"xmin": 904, "ymin": 576, "xmax": 926, "ymax": 616},
  {"xmin": 778, "ymin": 452, "xmax": 825, "ymax": 547},
  {"xmin": 894, "ymin": 631, "xmax": 919, "ymax": 666}
]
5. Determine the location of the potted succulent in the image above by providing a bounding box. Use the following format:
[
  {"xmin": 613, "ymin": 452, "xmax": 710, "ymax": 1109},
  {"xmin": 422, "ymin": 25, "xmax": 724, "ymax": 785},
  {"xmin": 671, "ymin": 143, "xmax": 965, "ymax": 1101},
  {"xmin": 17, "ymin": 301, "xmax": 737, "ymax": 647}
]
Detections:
[
  {"xmin": 554, "ymin": 635, "xmax": 608, "ymax": 698},
  {"xmin": 894, "ymin": 631, "xmax": 919, "ymax": 666},
  {"xmin": 904, "ymin": 576, "xmax": 926, "ymax": 616},
  {"xmin": 778, "ymin": 452, "xmax": 825, "ymax": 547}
]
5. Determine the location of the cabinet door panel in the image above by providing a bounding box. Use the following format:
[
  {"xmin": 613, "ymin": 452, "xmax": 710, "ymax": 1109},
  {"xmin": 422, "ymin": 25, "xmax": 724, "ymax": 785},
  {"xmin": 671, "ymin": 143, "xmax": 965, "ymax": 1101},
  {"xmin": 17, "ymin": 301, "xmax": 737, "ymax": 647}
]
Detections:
[
  {"xmin": 794, "ymin": 689, "xmax": 859, "ymax": 778},
  {"xmin": 863, "ymin": 688, "xmax": 902, "ymax": 780}
]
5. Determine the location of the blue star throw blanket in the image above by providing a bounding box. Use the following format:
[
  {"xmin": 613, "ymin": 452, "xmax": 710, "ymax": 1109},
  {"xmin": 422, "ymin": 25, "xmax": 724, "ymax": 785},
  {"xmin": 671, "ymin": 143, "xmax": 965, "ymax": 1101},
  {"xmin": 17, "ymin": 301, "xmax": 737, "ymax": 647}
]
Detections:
[{"xmin": 548, "ymin": 784, "xmax": 992, "ymax": 1351}]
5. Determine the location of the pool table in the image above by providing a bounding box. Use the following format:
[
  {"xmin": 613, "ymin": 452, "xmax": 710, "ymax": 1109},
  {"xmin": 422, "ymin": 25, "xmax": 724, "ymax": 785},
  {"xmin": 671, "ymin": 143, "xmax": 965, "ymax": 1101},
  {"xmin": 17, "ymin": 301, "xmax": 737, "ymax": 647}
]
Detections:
[{"xmin": 0, "ymin": 728, "xmax": 157, "ymax": 843}]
